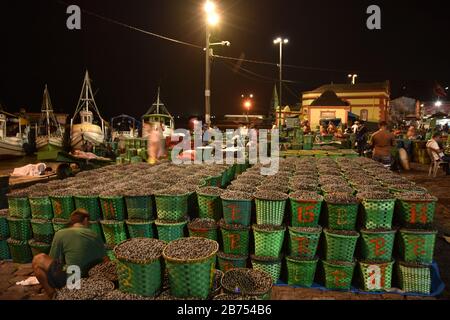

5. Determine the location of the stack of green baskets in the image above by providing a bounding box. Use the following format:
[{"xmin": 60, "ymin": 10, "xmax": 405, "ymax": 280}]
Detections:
[
  {"xmin": 28, "ymin": 239, "xmax": 51, "ymax": 256},
  {"xmin": 163, "ymin": 237, "xmax": 219, "ymax": 299},
  {"xmin": 288, "ymin": 226, "xmax": 322, "ymax": 258},
  {"xmin": 197, "ymin": 188, "xmax": 224, "ymax": 222},
  {"xmin": 124, "ymin": 193, "xmax": 154, "ymax": 221},
  {"xmin": 30, "ymin": 219, "xmax": 54, "ymax": 244},
  {"xmin": 29, "ymin": 195, "xmax": 54, "ymax": 220},
  {"xmin": 7, "ymin": 195, "xmax": 31, "ymax": 220},
  {"xmin": 90, "ymin": 220, "xmax": 104, "ymax": 240},
  {"xmin": 358, "ymin": 260, "xmax": 394, "ymax": 292},
  {"xmin": 396, "ymin": 195, "xmax": 437, "ymax": 228},
  {"xmin": 322, "ymin": 260, "xmax": 356, "ymax": 290},
  {"xmin": 325, "ymin": 199, "xmax": 359, "ymax": 231},
  {"xmin": 324, "ymin": 229, "xmax": 359, "ymax": 262},
  {"xmin": 74, "ymin": 195, "xmax": 102, "ymax": 220},
  {"xmin": 221, "ymin": 193, "xmax": 253, "ymax": 226},
  {"xmin": 7, "ymin": 217, "xmax": 32, "ymax": 241},
  {"xmin": 50, "ymin": 195, "xmax": 75, "ymax": 220},
  {"xmin": 100, "ymin": 220, "xmax": 127, "ymax": 246},
  {"xmin": 220, "ymin": 220, "xmax": 250, "ymax": 256},
  {"xmin": 115, "ymin": 238, "xmax": 166, "ymax": 297},
  {"xmin": 254, "ymin": 192, "xmax": 289, "ymax": 226},
  {"xmin": 155, "ymin": 191, "xmax": 190, "ymax": 221},
  {"xmin": 397, "ymin": 262, "xmax": 432, "ymax": 294},
  {"xmin": 217, "ymin": 252, "xmax": 248, "ymax": 272},
  {"xmin": 286, "ymin": 256, "xmax": 319, "ymax": 287},
  {"xmin": 252, "ymin": 225, "xmax": 285, "ymax": 258},
  {"xmin": 100, "ymin": 196, "xmax": 126, "ymax": 221},
  {"xmin": 289, "ymin": 194, "xmax": 323, "ymax": 227},
  {"xmin": 0, "ymin": 209, "xmax": 10, "ymax": 260},
  {"xmin": 359, "ymin": 195, "xmax": 396, "ymax": 229},
  {"xmin": 7, "ymin": 238, "xmax": 32, "ymax": 263},
  {"xmin": 126, "ymin": 220, "xmax": 155, "ymax": 239},
  {"xmin": 251, "ymin": 255, "xmax": 282, "ymax": 284},
  {"xmin": 52, "ymin": 219, "xmax": 70, "ymax": 233},
  {"xmin": 360, "ymin": 229, "xmax": 396, "ymax": 261},
  {"xmin": 155, "ymin": 219, "xmax": 187, "ymax": 243},
  {"xmin": 188, "ymin": 218, "xmax": 218, "ymax": 241},
  {"xmin": 399, "ymin": 229, "xmax": 437, "ymax": 264}
]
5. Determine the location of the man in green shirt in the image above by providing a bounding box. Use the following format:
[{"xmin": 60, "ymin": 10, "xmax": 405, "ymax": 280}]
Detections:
[{"xmin": 32, "ymin": 209, "xmax": 107, "ymax": 298}]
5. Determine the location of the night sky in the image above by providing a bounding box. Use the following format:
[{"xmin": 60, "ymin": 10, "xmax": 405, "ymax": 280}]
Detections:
[{"xmin": 1, "ymin": 0, "xmax": 449, "ymax": 122}]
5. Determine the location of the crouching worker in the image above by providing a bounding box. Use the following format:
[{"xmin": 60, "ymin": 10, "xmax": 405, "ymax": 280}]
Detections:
[{"xmin": 32, "ymin": 209, "xmax": 108, "ymax": 298}]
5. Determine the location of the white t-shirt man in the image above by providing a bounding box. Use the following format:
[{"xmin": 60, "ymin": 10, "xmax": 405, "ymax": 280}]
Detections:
[{"xmin": 426, "ymin": 138, "xmax": 444, "ymax": 161}]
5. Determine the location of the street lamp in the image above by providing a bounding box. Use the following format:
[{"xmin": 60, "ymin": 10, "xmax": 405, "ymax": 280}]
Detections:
[
  {"xmin": 204, "ymin": 1, "xmax": 229, "ymax": 127},
  {"xmin": 274, "ymin": 37, "xmax": 289, "ymax": 131},
  {"xmin": 348, "ymin": 74, "xmax": 358, "ymax": 85},
  {"xmin": 435, "ymin": 100, "xmax": 443, "ymax": 107}
]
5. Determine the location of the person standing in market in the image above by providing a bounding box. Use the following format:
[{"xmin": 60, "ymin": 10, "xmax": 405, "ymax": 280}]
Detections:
[
  {"xmin": 355, "ymin": 121, "xmax": 368, "ymax": 156},
  {"xmin": 32, "ymin": 209, "xmax": 107, "ymax": 298},
  {"xmin": 370, "ymin": 121, "xmax": 395, "ymax": 164},
  {"xmin": 427, "ymin": 132, "xmax": 450, "ymax": 175}
]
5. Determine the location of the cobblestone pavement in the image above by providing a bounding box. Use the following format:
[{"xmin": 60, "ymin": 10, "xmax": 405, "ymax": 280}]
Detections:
[{"xmin": 0, "ymin": 163, "xmax": 447, "ymax": 300}]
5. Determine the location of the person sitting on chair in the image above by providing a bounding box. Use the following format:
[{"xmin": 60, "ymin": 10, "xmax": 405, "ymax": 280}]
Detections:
[
  {"xmin": 32, "ymin": 209, "xmax": 108, "ymax": 298},
  {"xmin": 426, "ymin": 132, "xmax": 450, "ymax": 175}
]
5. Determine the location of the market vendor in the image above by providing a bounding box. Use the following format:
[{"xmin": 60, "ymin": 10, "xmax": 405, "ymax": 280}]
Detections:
[
  {"xmin": 370, "ymin": 121, "xmax": 395, "ymax": 164},
  {"xmin": 32, "ymin": 209, "xmax": 107, "ymax": 298},
  {"xmin": 426, "ymin": 132, "xmax": 450, "ymax": 175}
]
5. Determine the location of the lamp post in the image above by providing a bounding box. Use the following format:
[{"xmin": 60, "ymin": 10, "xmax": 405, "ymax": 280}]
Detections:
[
  {"xmin": 348, "ymin": 74, "xmax": 358, "ymax": 85},
  {"xmin": 274, "ymin": 37, "xmax": 288, "ymax": 131}
]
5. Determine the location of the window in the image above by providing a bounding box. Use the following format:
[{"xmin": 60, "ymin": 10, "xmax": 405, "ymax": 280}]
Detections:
[
  {"xmin": 320, "ymin": 111, "xmax": 336, "ymax": 119},
  {"xmin": 360, "ymin": 109, "xmax": 368, "ymax": 121}
]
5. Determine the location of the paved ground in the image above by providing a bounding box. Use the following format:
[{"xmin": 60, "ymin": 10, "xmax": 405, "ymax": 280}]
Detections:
[{"xmin": 0, "ymin": 162, "xmax": 448, "ymax": 300}]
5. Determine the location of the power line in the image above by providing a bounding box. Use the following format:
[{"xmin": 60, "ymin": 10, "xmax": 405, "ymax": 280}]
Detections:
[{"xmin": 56, "ymin": 0, "xmax": 203, "ymax": 49}]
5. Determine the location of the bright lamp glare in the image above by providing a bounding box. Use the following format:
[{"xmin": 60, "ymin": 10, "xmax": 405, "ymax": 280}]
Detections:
[
  {"xmin": 207, "ymin": 13, "xmax": 220, "ymax": 26},
  {"xmin": 435, "ymin": 101, "xmax": 442, "ymax": 107},
  {"xmin": 284, "ymin": 39, "xmax": 289, "ymax": 44},
  {"xmin": 204, "ymin": 1, "xmax": 215, "ymax": 13}
]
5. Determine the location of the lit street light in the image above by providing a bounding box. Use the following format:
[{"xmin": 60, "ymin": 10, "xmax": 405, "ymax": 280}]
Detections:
[
  {"xmin": 204, "ymin": 1, "xmax": 229, "ymax": 127},
  {"xmin": 435, "ymin": 100, "xmax": 443, "ymax": 107},
  {"xmin": 274, "ymin": 37, "xmax": 289, "ymax": 131},
  {"xmin": 348, "ymin": 74, "xmax": 358, "ymax": 85}
]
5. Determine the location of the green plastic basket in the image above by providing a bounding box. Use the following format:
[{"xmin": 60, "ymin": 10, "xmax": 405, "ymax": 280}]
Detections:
[
  {"xmin": 163, "ymin": 238, "xmax": 219, "ymax": 299},
  {"xmin": 0, "ymin": 239, "xmax": 11, "ymax": 260},
  {"xmin": 251, "ymin": 256, "xmax": 282, "ymax": 284},
  {"xmin": 7, "ymin": 238, "xmax": 32, "ymax": 263},
  {"xmin": 89, "ymin": 220, "xmax": 104, "ymax": 240},
  {"xmin": 126, "ymin": 220, "xmax": 155, "ymax": 238},
  {"xmin": 397, "ymin": 198, "xmax": 437, "ymax": 228},
  {"xmin": 115, "ymin": 239, "xmax": 166, "ymax": 297},
  {"xmin": 7, "ymin": 217, "xmax": 32, "ymax": 241},
  {"xmin": 188, "ymin": 220, "xmax": 218, "ymax": 241},
  {"xmin": 288, "ymin": 226, "xmax": 322, "ymax": 259},
  {"xmin": 324, "ymin": 229, "xmax": 360, "ymax": 262},
  {"xmin": 74, "ymin": 196, "xmax": 102, "ymax": 220},
  {"xmin": 221, "ymin": 223, "xmax": 250, "ymax": 255},
  {"xmin": 361, "ymin": 198, "xmax": 395, "ymax": 230},
  {"xmin": 360, "ymin": 229, "xmax": 396, "ymax": 261},
  {"xmin": 105, "ymin": 245, "xmax": 117, "ymax": 261},
  {"xmin": 0, "ymin": 213, "xmax": 10, "ymax": 239},
  {"xmin": 7, "ymin": 196, "xmax": 31, "ymax": 219},
  {"xmin": 205, "ymin": 174, "xmax": 222, "ymax": 188},
  {"xmin": 358, "ymin": 260, "xmax": 394, "ymax": 292},
  {"xmin": 100, "ymin": 220, "xmax": 128, "ymax": 246},
  {"xmin": 155, "ymin": 219, "xmax": 187, "ymax": 243},
  {"xmin": 253, "ymin": 225, "xmax": 286, "ymax": 258},
  {"xmin": 322, "ymin": 260, "xmax": 355, "ymax": 291},
  {"xmin": 29, "ymin": 196, "xmax": 53, "ymax": 220},
  {"xmin": 125, "ymin": 196, "xmax": 154, "ymax": 221},
  {"xmin": 197, "ymin": 193, "xmax": 223, "ymax": 222},
  {"xmin": 50, "ymin": 196, "xmax": 75, "ymax": 220},
  {"xmin": 399, "ymin": 229, "xmax": 437, "ymax": 264},
  {"xmin": 289, "ymin": 198, "xmax": 323, "ymax": 228},
  {"xmin": 52, "ymin": 219, "xmax": 70, "ymax": 233},
  {"xmin": 286, "ymin": 256, "xmax": 319, "ymax": 287},
  {"xmin": 29, "ymin": 240, "xmax": 51, "ymax": 256},
  {"xmin": 398, "ymin": 262, "xmax": 431, "ymax": 294},
  {"xmin": 100, "ymin": 196, "xmax": 126, "ymax": 221},
  {"xmin": 217, "ymin": 252, "xmax": 248, "ymax": 272},
  {"xmin": 255, "ymin": 198, "xmax": 287, "ymax": 226},
  {"xmin": 221, "ymin": 198, "xmax": 252, "ymax": 226},
  {"xmin": 155, "ymin": 193, "xmax": 189, "ymax": 221},
  {"xmin": 326, "ymin": 202, "xmax": 359, "ymax": 231},
  {"xmin": 30, "ymin": 219, "xmax": 54, "ymax": 244}
]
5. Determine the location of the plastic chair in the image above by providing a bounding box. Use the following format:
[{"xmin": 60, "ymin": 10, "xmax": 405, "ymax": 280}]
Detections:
[{"xmin": 427, "ymin": 148, "xmax": 448, "ymax": 177}]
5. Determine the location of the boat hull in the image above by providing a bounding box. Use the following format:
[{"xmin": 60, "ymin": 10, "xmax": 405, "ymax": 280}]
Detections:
[
  {"xmin": 0, "ymin": 139, "xmax": 25, "ymax": 157},
  {"xmin": 71, "ymin": 124, "xmax": 105, "ymax": 149},
  {"xmin": 36, "ymin": 136, "xmax": 63, "ymax": 152}
]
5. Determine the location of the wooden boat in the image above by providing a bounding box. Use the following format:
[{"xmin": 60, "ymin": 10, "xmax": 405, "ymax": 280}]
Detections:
[
  {"xmin": 0, "ymin": 109, "xmax": 26, "ymax": 157},
  {"xmin": 70, "ymin": 71, "xmax": 106, "ymax": 150},
  {"xmin": 36, "ymin": 85, "xmax": 64, "ymax": 151},
  {"xmin": 141, "ymin": 87, "xmax": 175, "ymax": 139}
]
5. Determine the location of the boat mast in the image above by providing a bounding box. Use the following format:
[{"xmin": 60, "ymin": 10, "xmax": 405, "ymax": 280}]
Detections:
[{"xmin": 41, "ymin": 85, "xmax": 62, "ymax": 139}]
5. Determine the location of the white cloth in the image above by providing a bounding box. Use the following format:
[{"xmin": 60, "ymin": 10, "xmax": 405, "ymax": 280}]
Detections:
[
  {"xmin": 351, "ymin": 124, "xmax": 358, "ymax": 133},
  {"xmin": 11, "ymin": 163, "xmax": 46, "ymax": 177},
  {"xmin": 16, "ymin": 276, "xmax": 39, "ymax": 286},
  {"xmin": 426, "ymin": 139, "xmax": 444, "ymax": 161}
]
